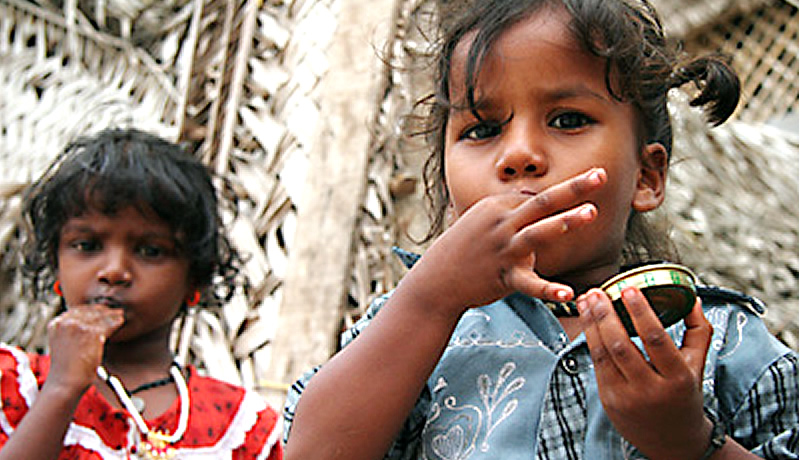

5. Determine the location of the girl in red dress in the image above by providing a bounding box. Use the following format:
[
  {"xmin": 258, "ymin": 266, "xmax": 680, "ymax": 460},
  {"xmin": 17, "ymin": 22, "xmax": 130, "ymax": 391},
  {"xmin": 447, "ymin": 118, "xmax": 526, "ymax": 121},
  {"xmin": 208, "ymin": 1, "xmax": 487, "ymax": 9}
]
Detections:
[{"xmin": 0, "ymin": 128, "xmax": 283, "ymax": 459}]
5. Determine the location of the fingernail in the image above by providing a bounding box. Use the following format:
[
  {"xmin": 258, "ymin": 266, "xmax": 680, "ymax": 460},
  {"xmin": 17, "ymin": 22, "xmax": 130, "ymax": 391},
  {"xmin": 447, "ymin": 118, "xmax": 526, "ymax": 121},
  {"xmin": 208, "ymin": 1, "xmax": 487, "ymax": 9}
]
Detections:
[
  {"xmin": 556, "ymin": 289, "xmax": 570, "ymax": 301},
  {"xmin": 622, "ymin": 287, "xmax": 637, "ymax": 302},
  {"xmin": 579, "ymin": 204, "xmax": 595, "ymax": 218},
  {"xmin": 589, "ymin": 291, "xmax": 607, "ymax": 313}
]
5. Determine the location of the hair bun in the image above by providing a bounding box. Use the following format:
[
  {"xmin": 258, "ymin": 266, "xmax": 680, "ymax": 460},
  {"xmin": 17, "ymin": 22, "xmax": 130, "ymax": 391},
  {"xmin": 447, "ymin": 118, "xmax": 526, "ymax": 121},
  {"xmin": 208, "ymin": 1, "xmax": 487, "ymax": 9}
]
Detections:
[{"xmin": 670, "ymin": 54, "xmax": 741, "ymax": 126}]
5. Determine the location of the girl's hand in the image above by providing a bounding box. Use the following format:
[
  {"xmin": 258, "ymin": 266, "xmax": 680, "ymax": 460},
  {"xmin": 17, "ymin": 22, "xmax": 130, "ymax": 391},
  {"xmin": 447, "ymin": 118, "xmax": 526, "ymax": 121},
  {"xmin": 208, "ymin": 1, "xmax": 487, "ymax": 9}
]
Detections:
[
  {"xmin": 578, "ymin": 287, "xmax": 714, "ymax": 460},
  {"xmin": 46, "ymin": 304, "xmax": 124, "ymax": 394},
  {"xmin": 407, "ymin": 168, "xmax": 605, "ymax": 318}
]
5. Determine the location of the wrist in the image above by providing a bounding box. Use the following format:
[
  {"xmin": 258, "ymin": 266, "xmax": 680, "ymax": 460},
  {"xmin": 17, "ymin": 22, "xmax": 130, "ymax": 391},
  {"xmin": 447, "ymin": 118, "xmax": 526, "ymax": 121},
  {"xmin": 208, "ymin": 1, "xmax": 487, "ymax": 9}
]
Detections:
[
  {"xmin": 39, "ymin": 377, "xmax": 89, "ymax": 405},
  {"xmin": 396, "ymin": 268, "xmax": 469, "ymax": 323},
  {"xmin": 698, "ymin": 406, "xmax": 727, "ymax": 460}
]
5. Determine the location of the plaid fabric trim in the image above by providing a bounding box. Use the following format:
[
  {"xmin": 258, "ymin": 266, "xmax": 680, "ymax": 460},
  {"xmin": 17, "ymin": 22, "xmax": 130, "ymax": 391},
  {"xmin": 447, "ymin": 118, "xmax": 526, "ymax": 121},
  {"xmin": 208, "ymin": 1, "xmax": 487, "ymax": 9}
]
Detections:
[
  {"xmin": 732, "ymin": 353, "xmax": 799, "ymax": 459},
  {"xmin": 536, "ymin": 351, "xmax": 590, "ymax": 460}
]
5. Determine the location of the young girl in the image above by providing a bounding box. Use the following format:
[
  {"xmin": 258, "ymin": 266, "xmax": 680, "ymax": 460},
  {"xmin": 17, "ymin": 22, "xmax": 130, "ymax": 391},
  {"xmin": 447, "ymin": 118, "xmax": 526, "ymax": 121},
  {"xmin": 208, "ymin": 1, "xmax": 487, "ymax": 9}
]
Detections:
[
  {"xmin": 283, "ymin": 0, "xmax": 797, "ymax": 459},
  {"xmin": 0, "ymin": 128, "xmax": 283, "ymax": 459}
]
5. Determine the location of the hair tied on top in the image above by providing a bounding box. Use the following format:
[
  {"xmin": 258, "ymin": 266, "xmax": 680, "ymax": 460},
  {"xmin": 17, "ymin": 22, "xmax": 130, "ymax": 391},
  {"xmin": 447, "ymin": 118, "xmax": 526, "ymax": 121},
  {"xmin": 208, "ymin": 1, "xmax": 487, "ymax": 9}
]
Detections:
[{"xmin": 669, "ymin": 54, "xmax": 741, "ymax": 126}]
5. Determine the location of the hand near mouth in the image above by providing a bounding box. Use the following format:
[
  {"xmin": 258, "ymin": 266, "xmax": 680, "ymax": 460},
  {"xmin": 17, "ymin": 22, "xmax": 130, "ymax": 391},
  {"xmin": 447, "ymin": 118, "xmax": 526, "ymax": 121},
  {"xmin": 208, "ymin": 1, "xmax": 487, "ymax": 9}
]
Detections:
[
  {"xmin": 45, "ymin": 303, "xmax": 125, "ymax": 396},
  {"xmin": 407, "ymin": 167, "xmax": 606, "ymax": 318}
]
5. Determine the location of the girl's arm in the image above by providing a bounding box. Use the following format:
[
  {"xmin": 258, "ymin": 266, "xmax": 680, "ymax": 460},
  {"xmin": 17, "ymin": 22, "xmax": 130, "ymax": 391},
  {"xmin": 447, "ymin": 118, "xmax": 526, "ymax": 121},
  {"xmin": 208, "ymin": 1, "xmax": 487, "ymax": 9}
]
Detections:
[
  {"xmin": 578, "ymin": 287, "xmax": 762, "ymax": 460},
  {"xmin": 0, "ymin": 380, "xmax": 85, "ymax": 459},
  {"xmin": 0, "ymin": 305, "xmax": 123, "ymax": 460},
  {"xmin": 285, "ymin": 277, "xmax": 463, "ymax": 460},
  {"xmin": 285, "ymin": 169, "xmax": 606, "ymax": 460}
]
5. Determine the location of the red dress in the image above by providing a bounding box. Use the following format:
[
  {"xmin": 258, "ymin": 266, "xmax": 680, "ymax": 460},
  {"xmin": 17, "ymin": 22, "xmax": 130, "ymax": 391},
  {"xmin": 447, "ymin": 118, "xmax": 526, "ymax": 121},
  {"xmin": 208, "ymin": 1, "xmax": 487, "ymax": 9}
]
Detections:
[{"xmin": 0, "ymin": 344, "xmax": 283, "ymax": 459}]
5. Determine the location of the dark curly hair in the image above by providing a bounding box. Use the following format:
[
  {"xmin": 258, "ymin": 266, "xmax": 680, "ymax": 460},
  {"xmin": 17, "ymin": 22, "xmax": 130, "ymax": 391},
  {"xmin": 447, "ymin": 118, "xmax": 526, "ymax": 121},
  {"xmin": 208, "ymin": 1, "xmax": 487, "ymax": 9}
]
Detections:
[
  {"xmin": 419, "ymin": 0, "xmax": 741, "ymax": 264},
  {"xmin": 21, "ymin": 128, "xmax": 241, "ymax": 304}
]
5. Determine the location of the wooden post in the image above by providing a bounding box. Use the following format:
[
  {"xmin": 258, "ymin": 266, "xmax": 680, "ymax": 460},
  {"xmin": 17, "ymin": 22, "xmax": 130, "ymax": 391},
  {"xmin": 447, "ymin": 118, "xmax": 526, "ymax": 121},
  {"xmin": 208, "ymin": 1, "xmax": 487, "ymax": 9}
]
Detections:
[{"xmin": 263, "ymin": 0, "xmax": 397, "ymax": 407}]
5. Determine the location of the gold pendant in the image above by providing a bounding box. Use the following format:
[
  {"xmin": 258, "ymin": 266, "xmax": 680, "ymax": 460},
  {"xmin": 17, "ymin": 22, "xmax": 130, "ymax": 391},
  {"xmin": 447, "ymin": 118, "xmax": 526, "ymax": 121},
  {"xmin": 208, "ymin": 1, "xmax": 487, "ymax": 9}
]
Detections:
[{"xmin": 139, "ymin": 431, "xmax": 176, "ymax": 460}]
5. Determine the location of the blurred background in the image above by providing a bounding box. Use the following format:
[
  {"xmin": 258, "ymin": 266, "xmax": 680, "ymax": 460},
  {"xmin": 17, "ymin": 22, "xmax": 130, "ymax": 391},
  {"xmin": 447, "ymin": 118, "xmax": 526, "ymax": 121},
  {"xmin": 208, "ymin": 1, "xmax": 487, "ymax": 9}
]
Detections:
[{"xmin": 0, "ymin": 0, "xmax": 796, "ymax": 408}]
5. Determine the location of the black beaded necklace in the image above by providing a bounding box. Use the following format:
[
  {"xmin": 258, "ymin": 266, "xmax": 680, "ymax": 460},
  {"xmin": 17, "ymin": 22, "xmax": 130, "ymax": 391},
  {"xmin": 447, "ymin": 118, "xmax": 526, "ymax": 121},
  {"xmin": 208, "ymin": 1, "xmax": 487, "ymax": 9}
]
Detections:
[
  {"xmin": 129, "ymin": 374, "xmax": 175, "ymax": 395},
  {"xmin": 121, "ymin": 362, "xmax": 182, "ymax": 413}
]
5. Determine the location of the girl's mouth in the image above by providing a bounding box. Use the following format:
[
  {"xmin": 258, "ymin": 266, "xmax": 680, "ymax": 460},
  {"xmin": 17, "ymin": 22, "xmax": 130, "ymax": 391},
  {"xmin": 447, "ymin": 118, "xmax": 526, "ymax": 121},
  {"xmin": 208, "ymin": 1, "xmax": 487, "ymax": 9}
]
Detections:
[{"xmin": 88, "ymin": 296, "xmax": 125, "ymax": 308}]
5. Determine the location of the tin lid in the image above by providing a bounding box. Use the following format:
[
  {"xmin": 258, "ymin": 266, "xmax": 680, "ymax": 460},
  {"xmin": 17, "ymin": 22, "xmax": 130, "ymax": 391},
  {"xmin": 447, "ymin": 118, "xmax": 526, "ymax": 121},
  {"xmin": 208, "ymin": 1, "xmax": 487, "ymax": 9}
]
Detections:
[
  {"xmin": 601, "ymin": 263, "xmax": 697, "ymax": 301},
  {"xmin": 600, "ymin": 263, "xmax": 698, "ymax": 336}
]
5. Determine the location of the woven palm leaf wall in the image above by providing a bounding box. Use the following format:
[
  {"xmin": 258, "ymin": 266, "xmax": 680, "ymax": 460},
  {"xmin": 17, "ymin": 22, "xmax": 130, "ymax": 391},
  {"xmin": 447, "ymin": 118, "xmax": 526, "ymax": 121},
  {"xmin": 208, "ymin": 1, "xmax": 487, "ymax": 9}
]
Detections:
[{"xmin": 0, "ymin": 0, "xmax": 796, "ymax": 410}]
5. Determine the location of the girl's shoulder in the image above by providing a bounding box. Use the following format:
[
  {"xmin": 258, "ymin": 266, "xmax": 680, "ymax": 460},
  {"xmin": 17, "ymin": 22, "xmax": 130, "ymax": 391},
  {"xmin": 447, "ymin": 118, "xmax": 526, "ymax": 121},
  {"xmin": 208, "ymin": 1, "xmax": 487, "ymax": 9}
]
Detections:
[
  {"xmin": 697, "ymin": 285, "xmax": 767, "ymax": 316},
  {"xmin": 691, "ymin": 286, "xmax": 796, "ymax": 417},
  {"xmin": 0, "ymin": 343, "xmax": 48, "ymax": 390},
  {"xmin": 695, "ymin": 285, "xmax": 791, "ymax": 360},
  {"xmin": 185, "ymin": 365, "xmax": 275, "ymax": 411},
  {"xmin": 0, "ymin": 345, "xmax": 51, "ymax": 445},
  {"xmin": 185, "ymin": 364, "xmax": 280, "ymax": 419},
  {"xmin": 183, "ymin": 366, "xmax": 283, "ymax": 454}
]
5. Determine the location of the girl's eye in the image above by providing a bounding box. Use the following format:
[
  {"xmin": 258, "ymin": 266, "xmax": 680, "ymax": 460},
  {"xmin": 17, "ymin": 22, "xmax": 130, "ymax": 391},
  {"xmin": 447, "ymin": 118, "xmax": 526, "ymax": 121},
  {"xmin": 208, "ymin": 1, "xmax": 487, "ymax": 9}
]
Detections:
[
  {"xmin": 550, "ymin": 112, "xmax": 594, "ymax": 130},
  {"xmin": 461, "ymin": 121, "xmax": 503, "ymax": 141},
  {"xmin": 136, "ymin": 245, "xmax": 167, "ymax": 259},
  {"xmin": 71, "ymin": 240, "xmax": 100, "ymax": 252}
]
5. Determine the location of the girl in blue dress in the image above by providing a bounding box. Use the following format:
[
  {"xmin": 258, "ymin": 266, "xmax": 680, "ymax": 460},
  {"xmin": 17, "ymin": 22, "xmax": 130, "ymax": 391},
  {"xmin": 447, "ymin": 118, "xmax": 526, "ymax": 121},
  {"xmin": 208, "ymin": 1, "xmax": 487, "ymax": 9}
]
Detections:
[{"xmin": 284, "ymin": 1, "xmax": 798, "ymax": 459}]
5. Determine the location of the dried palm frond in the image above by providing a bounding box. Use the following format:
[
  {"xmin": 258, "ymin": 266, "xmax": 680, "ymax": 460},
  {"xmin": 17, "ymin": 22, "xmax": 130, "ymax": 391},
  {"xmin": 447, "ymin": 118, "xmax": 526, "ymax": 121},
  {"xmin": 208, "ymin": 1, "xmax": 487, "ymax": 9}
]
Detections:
[
  {"xmin": 0, "ymin": 0, "xmax": 179, "ymax": 169},
  {"xmin": 176, "ymin": 0, "xmax": 349, "ymax": 403},
  {"xmin": 344, "ymin": 0, "xmax": 437, "ymax": 328}
]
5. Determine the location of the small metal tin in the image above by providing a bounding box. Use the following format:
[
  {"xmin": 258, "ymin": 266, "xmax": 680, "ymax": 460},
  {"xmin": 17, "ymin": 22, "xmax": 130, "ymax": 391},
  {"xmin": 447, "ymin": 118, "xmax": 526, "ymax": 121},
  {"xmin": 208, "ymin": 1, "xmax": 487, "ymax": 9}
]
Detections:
[{"xmin": 600, "ymin": 263, "xmax": 697, "ymax": 337}]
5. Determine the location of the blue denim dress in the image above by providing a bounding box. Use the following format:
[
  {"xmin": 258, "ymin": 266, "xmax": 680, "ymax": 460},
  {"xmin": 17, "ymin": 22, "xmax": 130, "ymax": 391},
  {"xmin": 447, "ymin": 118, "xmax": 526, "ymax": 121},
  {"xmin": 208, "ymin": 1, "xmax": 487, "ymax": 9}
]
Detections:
[{"xmin": 284, "ymin": 251, "xmax": 798, "ymax": 459}]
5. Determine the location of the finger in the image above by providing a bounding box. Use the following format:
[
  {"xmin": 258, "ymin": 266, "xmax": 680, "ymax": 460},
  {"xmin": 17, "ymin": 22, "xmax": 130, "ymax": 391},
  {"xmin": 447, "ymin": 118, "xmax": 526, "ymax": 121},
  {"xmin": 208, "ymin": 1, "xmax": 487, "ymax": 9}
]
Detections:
[
  {"xmin": 621, "ymin": 287, "xmax": 685, "ymax": 376},
  {"xmin": 578, "ymin": 291, "xmax": 626, "ymax": 385},
  {"xmin": 506, "ymin": 265, "xmax": 573, "ymax": 302},
  {"xmin": 512, "ymin": 202, "xmax": 597, "ymax": 252},
  {"xmin": 58, "ymin": 304, "xmax": 124, "ymax": 336},
  {"xmin": 101, "ymin": 312, "xmax": 124, "ymax": 336},
  {"xmin": 509, "ymin": 167, "xmax": 606, "ymax": 229},
  {"xmin": 46, "ymin": 314, "xmax": 66, "ymax": 335},
  {"xmin": 584, "ymin": 289, "xmax": 654, "ymax": 383},
  {"xmin": 679, "ymin": 300, "xmax": 712, "ymax": 375},
  {"xmin": 89, "ymin": 307, "xmax": 124, "ymax": 337}
]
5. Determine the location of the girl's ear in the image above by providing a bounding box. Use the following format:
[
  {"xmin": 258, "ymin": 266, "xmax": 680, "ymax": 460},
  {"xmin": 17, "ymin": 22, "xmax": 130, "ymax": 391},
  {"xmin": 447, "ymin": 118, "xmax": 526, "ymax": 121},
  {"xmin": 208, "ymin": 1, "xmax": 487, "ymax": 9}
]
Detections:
[{"xmin": 632, "ymin": 142, "xmax": 668, "ymax": 212}]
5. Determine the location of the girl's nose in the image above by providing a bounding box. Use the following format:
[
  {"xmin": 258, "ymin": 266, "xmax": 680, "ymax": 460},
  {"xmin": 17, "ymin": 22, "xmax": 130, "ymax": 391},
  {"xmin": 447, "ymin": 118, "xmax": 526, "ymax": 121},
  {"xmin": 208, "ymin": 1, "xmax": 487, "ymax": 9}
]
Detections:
[
  {"xmin": 98, "ymin": 250, "xmax": 132, "ymax": 286},
  {"xmin": 495, "ymin": 142, "xmax": 547, "ymax": 181}
]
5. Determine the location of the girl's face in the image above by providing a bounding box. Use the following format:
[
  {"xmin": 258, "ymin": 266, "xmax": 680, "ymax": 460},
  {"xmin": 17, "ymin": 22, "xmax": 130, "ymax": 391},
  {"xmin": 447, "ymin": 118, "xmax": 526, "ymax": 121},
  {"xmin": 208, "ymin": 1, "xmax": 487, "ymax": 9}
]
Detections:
[
  {"xmin": 443, "ymin": 7, "xmax": 666, "ymax": 290},
  {"xmin": 56, "ymin": 204, "xmax": 193, "ymax": 343}
]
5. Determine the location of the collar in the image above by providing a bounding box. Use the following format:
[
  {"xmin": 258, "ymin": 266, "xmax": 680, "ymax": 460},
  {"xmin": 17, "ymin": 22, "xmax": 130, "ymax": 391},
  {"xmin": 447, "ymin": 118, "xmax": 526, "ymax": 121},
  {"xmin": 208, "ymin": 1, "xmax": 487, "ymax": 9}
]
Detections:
[{"xmin": 391, "ymin": 247, "xmax": 767, "ymax": 317}]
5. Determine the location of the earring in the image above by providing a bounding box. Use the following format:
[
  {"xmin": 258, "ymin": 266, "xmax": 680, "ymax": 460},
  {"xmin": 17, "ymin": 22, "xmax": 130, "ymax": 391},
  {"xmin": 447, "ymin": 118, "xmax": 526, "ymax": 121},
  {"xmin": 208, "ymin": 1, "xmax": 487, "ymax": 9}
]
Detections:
[
  {"xmin": 53, "ymin": 280, "xmax": 63, "ymax": 297},
  {"xmin": 186, "ymin": 290, "xmax": 201, "ymax": 307}
]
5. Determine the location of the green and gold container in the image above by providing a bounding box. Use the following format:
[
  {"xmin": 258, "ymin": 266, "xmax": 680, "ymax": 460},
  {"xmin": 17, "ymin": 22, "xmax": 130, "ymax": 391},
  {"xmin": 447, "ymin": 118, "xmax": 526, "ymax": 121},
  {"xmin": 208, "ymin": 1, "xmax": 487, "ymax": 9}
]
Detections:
[{"xmin": 600, "ymin": 263, "xmax": 697, "ymax": 337}]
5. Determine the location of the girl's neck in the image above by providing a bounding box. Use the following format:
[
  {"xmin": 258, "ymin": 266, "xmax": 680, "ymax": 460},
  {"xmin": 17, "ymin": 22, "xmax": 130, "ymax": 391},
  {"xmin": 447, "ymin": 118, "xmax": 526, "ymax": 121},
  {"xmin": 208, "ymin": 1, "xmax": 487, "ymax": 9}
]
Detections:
[
  {"xmin": 101, "ymin": 329, "xmax": 175, "ymax": 377},
  {"xmin": 552, "ymin": 261, "xmax": 623, "ymax": 297}
]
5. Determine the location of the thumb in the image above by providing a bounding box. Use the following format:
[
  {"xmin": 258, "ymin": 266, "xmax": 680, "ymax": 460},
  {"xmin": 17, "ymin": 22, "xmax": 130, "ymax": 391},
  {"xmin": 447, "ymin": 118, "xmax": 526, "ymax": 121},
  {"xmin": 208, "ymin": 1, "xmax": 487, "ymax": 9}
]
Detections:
[{"xmin": 680, "ymin": 300, "xmax": 712, "ymax": 377}]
